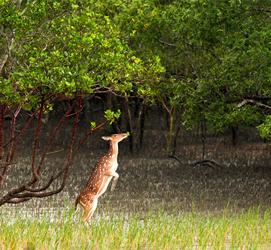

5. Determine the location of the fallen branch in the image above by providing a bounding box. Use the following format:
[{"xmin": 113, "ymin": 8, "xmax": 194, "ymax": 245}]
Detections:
[
  {"xmin": 169, "ymin": 155, "xmax": 224, "ymax": 169},
  {"xmin": 192, "ymin": 159, "xmax": 223, "ymax": 169}
]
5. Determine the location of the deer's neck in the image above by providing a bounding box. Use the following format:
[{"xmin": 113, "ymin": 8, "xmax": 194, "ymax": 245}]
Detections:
[{"xmin": 108, "ymin": 141, "xmax": 118, "ymax": 159}]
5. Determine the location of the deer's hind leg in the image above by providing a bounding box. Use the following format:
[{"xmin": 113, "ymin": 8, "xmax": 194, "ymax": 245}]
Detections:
[{"xmin": 83, "ymin": 198, "xmax": 98, "ymax": 222}]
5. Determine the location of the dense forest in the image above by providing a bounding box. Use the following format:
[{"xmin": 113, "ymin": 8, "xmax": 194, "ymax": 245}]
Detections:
[{"xmin": 1, "ymin": 0, "xmax": 271, "ymax": 205}]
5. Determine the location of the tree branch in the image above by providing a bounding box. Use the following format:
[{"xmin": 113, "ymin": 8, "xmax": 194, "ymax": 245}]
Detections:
[
  {"xmin": 31, "ymin": 103, "xmax": 44, "ymax": 181},
  {"xmin": 0, "ymin": 105, "xmax": 6, "ymax": 160},
  {"xmin": 7, "ymin": 198, "xmax": 32, "ymax": 204},
  {"xmin": 237, "ymin": 99, "xmax": 271, "ymax": 110},
  {"xmin": 10, "ymin": 99, "xmax": 81, "ymax": 200},
  {"xmin": 35, "ymin": 103, "xmax": 74, "ymax": 177},
  {"xmin": 0, "ymin": 106, "xmax": 21, "ymax": 187},
  {"xmin": 78, "ymin": 121, "xmax": 107, "ymax": 147},
  {"xmin": 169, "ymin": 155, "xmax": 224, "ymax": 169}
]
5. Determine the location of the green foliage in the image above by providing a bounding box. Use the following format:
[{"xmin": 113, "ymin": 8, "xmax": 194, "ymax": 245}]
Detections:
[
  {"xmin": 0, "ymin": 0, "xmax": 163, "ymax": 108},
  {"xmin": 104, "ymin": 109, "xmax": 121, "ymax": 124},
  {"xmin": 1, "ymin": 0, "xmax": 271, "ymax": 136},
  {"xmin": 258, "ymin": 115, "xmax": 271, "ymax": 139},
  {"xmin": 115, "ymin": 0, "xmax": 271, "ymax": 135},
  {"xmin": 90, "ymin": 121, "xmax": 97, "ymax": 129}
]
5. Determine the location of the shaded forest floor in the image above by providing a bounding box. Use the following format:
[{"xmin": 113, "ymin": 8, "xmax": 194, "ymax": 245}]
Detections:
[
  {"xmin": 2, "ymin": 152, "xmax": 271, "ymax": 219},
  {"xmin": 1, "ymin": 113, "xmax": 271, "ymax": 216}
]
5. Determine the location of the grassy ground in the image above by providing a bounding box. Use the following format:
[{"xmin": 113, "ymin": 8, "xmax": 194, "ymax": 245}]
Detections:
[
  {"xmin": 0, "ymin": 208, "xmax": 270, "ymax": 250},
  {"xmin": 1, "ymin": 155, "xmax": 271, "ymax": 249}
]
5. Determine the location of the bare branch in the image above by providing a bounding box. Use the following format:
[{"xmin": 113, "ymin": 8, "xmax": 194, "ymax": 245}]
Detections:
[
  {"xmin": 0, "ymin": 36, "xmax": 14, "ymax": 75},
  {"xmin": 78, "ymin": 121, "xmax": 107, "ymax": 146},
  {"xmin": 0, "ymin": 54, "xmax": 9, "ymax": 75},
  {"xmin": 3, "ymin": 112, "xmax": 34, "ymax": 148},
  {"xmin": 169, "ymin": 155, "xmax": 186, "ymax": 165},
  {"xmin": 0, "ymin": 106, "xmax": 6, "ymax": 160},
  {"xmin": 7, "ymin": 198, "xmax": 32, "ymax": 204},
  {"xmin": 169, "ymin": 155, "xmax": 224, "ymax": 169},
  {"xmin": 10, "ymin": 99, "xmax": 81, "ymax": 200},
  {"xmin": 161, "ymin": 98, "xmax": 171, "ymax": 114},
  {"xmin": 0, "ymin": 106, "xmax": 21, "ymax": 187},
  {"xmin": 31, "ymin": 104, "xmax": 44, "ymax": 181},
  {"xmin": 24, "ymin": 176, "xmax": 55, "ymax": 192},
  {"xmin": 252, "ymin": 7, "xmax": 271, "ymax": 13},
  {"xmin": 36, "ymin": 103, "xmax": 74, "ymax": 176},
  {"xmin": 237, "ymin": 99, "xmax": 271, "ymax": 110},
  {"xmin": 45, "ymin": 149, "xmax": 64, "ymax": 156},
  {"xmin": 0, "ymin": 96, "xmax": 104, "ymax": 206},
  {"xmin": 159, "ymin": 39, "xmax": 177, "ymax": 47},
  {"xmin": 192, "ymin": 159, "xmax": 223, "ymax": 169}
]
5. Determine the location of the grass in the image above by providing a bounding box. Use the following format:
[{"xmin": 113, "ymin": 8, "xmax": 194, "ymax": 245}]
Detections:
[{"xmin": 0, "ymin": 208, "xmax": 271, "ymax": 249}]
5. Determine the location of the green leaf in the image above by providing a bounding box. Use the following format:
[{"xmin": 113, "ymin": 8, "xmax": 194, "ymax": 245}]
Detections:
[{"xmin": 104, "ymin": 109, "xmax": 121, "ymax": 125}]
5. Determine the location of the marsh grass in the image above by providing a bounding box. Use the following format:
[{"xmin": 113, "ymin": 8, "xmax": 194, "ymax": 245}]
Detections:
[{"xmin": 0, "ymin": 207, "xmax": 270, "ymax": 249}]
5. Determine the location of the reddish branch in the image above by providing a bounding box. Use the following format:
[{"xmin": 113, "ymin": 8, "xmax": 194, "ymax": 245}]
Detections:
[
  {"xmin": 35, "ymin": 102, "xmax": 75, "ymax": 177},
  {"xmin": 3, "ymin": 112, "xmax": 35, "ymax": 149},
  {"xmin": 0, "ymin": 96, "xmax": 108, "ymax": 206},
  {"xmin": 0, "ymin": 98, "xmax": 82, "ymax": 205},
  {"xmin": 0, "ymin": 111, "xmax": 34, "ymax": 188},
  {"xmin": 6, "ymin": 104, "xmax": 80, "ymax": 202},
  {"xmin": 31, "ymin": 103, "xmax": 44, "ymax": 181},
  {"xmin": 0, "ymin": 106, "xmax": 21, "ymax": 187},
  {"xmin": 78, "ymin": 120, "xmax": 107, "ymax": 147}
]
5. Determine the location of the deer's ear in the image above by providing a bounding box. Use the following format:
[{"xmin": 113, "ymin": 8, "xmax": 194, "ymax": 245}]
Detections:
[{"xmin": 102, "ymin": 136, "xmax": 111, "ymax": 141}]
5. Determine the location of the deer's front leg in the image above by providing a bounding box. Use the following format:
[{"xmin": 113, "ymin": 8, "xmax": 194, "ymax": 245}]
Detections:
[{"xmin": 105, "ymin": 170, "xmax": 119, "ymax": 191}]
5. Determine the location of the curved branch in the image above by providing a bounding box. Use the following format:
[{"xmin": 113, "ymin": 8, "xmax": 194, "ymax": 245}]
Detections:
[
  {"xmin": 10, "ymin": 100, "xmax": 80, "ymax": 200},
  {"xmin": 7, "ymin": 198, "xmax": 32, "ymax": 204},
  {"xmin": 192, "ymin": 159, "xmax": 223, "ymax": 169},
  {"xmin": 0, "ymin": 106, "xmax": 21, "ymax": 186},
  {"xmin": 169, "ymin": 155, "xmax": 224, "ymax": 169},
  {"xmin": 24, "ymin": 176, "xmax": 55, "ymax": 192},
  {"xmin": 237, "ymin": 99, "xmax": 271, "ymax": 110}
]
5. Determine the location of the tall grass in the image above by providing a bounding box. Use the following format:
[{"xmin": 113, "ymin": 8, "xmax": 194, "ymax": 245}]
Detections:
[{"xmin": 0, "ymin": 208, "xmax": 270, "ymax": 249}]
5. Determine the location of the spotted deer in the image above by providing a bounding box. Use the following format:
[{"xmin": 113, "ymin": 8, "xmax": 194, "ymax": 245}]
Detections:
[{"xmin": 75, "ymin": 133, "xmax": 129, "ymax": 222}]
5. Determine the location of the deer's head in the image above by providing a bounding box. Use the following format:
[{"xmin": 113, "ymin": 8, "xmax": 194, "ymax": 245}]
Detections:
[{"xmin": 102, "ymin": 132, "xmax": 129, "ymax": 143}]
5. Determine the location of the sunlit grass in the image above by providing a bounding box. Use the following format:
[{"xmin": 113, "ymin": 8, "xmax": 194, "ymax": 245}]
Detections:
[{"xmin": 0, "ymin": 207, "xmax": 270, "ymax": 249}]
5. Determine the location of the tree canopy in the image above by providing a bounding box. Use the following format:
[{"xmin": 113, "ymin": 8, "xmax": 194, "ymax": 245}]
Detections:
[
  {"xmin": 0, "ymin": 0, "xmax": 163, "ymax": 107},
  {"xmin": 1, "ymin": 0, "xmax": 271, "ymax": 205},
  {"xmin": 1, "ymin": 0, "xmax": 271, "ymax": 136}
]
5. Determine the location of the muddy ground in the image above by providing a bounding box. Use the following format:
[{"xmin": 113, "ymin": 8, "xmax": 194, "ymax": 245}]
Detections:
[{"xmin": 2, "ymin": 151, "xmax": 271, "ymax": 219}]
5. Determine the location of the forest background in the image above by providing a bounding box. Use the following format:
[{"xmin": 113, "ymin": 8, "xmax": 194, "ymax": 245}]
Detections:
[{"xmin": 1, "ymin": 0, "xmax": 271, "ymax": 207}]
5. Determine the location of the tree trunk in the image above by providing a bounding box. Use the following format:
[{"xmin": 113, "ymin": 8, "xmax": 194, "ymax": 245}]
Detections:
[
  {"xmin": 166, "ymin": 108, "xmax": 175, "ymax": 155},
  {"xmin": 123, "ymin": 95, "xmax": 133, "ymax": 153},
  {"xmin": 0, "ymin": 106, "xmax": 5, "ymax": 160}
]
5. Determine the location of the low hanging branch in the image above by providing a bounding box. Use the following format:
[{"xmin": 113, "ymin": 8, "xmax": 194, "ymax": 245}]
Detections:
[
  {"xmin": 0, "ymin": 114, "xmax": 34, "ymax": 187},
  {"xmin": 0, "ymin": 96, "xmax": 107, "ymax": 206},
  {"xmin": 78, "ymin": 120, "xmax": 107, "ymax": 147},
  {"xmin": 5, "ymin": 103, "xmax": 80, "ymax": 203},
  {"xmin": 0, "ymin": 106, "xmax": 21, "ymax": 187}
]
